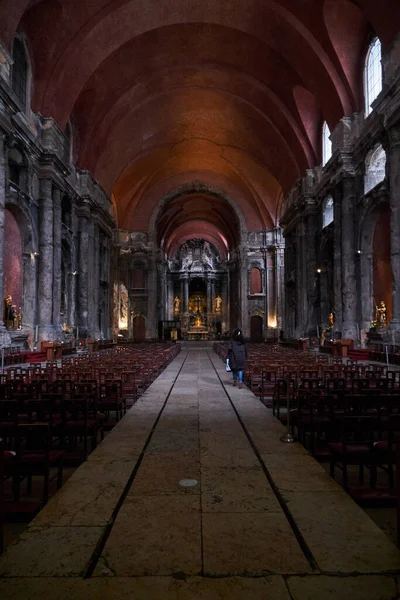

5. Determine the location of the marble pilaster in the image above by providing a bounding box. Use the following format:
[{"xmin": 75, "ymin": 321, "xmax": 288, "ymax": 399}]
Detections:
[
  {"xmin": 90, "ymin": 224, "xmax": 100, "ymax": 338},
  {"xmin": 387, "ymin": 127, "xmax": 400, "ymax": 337},
  {"xmin": 340, "ymin": 176, "xmax": 358, "ymax": 339},
  {"xmin": 52, "ymin": 187, "xmax": 62, "ymax": 327},
  {"xmin": 206, "ymin": 275, "xmax": 212, "ymax": 315},
  {"xmin": 333, "ymin": 193, "xmax": 343, "ymax": 333},
  {"xmin": 146, "ymin": 251, "xmax": 158, "ymax": 339},
  {"xmin": 305, "ymin": 209, "xmax": 318, "ymax": 336},
  {"xmin": 0, "ymin": 132, "xmax": 11, "ymax": 346},
  {"xmin": 183, "ymin": 275, "xmax": 189, "ymax": 313},
  {"xmin": 295, "ymin": 220, "xmax": 307, "ymax": 337},
  {"xmin": 38, "ymin": 178, "xmax": 55, "ymax": 339},
  {"xmin": 275, "ymin": 243, "xmax": 285, "ymax": 332},
  {"xmin": 78, "ymin": 213, "xmax": 90, "ymax": 336}
]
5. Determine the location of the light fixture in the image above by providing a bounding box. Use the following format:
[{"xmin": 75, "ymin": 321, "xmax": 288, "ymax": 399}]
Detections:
[
  {"xmin": 316, "ymin": 268, "xmax": 322, "ymax": 273},
  {"xmin": 71, "ymin": 271, "xmax": 78, "ymax": 276},
  {"xmin": 357, "ymin": 250, "xmax": 361, "ymax": 254}
]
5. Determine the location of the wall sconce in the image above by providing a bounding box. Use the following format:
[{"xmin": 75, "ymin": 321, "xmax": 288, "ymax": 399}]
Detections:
[
  {"xmin": 316, "ymin": 268, "xmax": 322, "ymax": 274},
  {"xmin": 70, "ymin": 271, "xmax": 78, "ymax": 276},
  {"xmin": 30, "ymin": 252, "xmax": 39, "ymax": 259},
  {"xmin": 357, "ymin": 250, "xmax": 361, "ymax": 254}
]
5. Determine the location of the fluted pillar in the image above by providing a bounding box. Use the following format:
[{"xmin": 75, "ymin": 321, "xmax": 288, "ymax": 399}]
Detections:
[
  {"xmin": 333, "ymin": 192, "xmax": 343, "ymax": 333},
  {"xmin": 38, "ymin": 178, "xmax": 55, "ymax": 340},
  {"xmin": 183, "ymin": 275, "xmax": 189, "ymax": 313},
  {"xmin": 206, "ymin": 275, "xmax": 212, "ymax": 314},
  {"xmin": 0, "ymin": 132, "xmax": 11, "ymax": 346},
  {"xmin": 52, "ymin": 187, "xmax": 62, "ymax": 327},
  {"xmin": 239, "ymin": 247, "xmax": 249, "ymax": 337},
  {"xmin": 78, "ymin": 212, "xmax": 90, "ymax": 336},
  {"xmin": 387, "ymin": 128, "xmax": 400, "ymax": 337},
  {"xmin": 295, "ymin": 220, "xmax": 307, "ymax": 337},
  {"xmin": 340, "ymin": 176, "xmax": 358, "ymax": 339},
  {"xmin": 305, "ymin": 209, "xmax": 318, "ymax": 335},
  {"xmin": 146, "ymin": 251, "xmax": 158, "ymax": 339}
]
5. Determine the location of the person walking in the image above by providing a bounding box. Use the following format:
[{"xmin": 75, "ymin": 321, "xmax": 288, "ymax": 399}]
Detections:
[{"xmin": 227, "ymin": 329, "xmax": 247, "ymax": 389}]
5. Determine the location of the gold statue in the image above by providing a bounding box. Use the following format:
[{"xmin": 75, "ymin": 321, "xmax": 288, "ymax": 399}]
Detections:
[
  {"xmin": 215, "ymin": 295, "xmax": 222, "ymax": 312},
  {"xmin": 376, "ymin": 300, "xmax": 387, "ymax": 327},
  {"xmin": 4, "ymin": 295, "xmax": 15, "ymax": 328},
  {"xmin": 17, "ymin": 307, "xmax": 22, "ymax": 330},
  {"xmin": 173, "ymin": 296, "xmax": 181, "ymax": 314}
]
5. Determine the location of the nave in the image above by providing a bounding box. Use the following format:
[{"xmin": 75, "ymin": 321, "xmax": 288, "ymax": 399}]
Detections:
[{"xmin": 1, "ymin": 347, "xmax": 400, "ymax": 599}]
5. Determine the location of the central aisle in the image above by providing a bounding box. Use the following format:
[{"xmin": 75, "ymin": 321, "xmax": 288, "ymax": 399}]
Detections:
[{"xmin": 1, "ymin": 347, "xmax": 400, "ymax": 599}]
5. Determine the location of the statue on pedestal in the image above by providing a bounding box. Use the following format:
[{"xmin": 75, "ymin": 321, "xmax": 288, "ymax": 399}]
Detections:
[
  {"xmin": 215, "ymin": 295, "xmax": 222, "ymax": 313},
  {"xmin": 17, "ymin": 307, "xmax": 22, "ymax": 330},
  {"xmin": 4, "ymin": 295, "xmax": 14, "ymax": 328},
  {"xmin": 376, "ymin": 300, "xmax": 387, "ymax": 327},
  {"xmin": 173, "ymin": 296, "xmax": 181, "ymax": 314}
]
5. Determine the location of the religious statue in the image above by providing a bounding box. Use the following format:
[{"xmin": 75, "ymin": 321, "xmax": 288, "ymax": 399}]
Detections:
[
  {"xmin": 215, "ymin": 295, "xmax": 222, "ymax": 313},
  {"xmin": 173, "ymin": 296, "xmax": 181, "ymax": 314},
  {"xmin": 4, "ymin": 295, "xmax": 15, "ymax": 328},
  {"xmin": 376, "ymin": 300, "xmax": 387, "ymax": 327},
  {"xmin": 11, "ymin": 305, "xmax": 18, "ymax": 329},
  {"xmin": 17, "ymin": 307, "xmax": 22, "ymax": 330},
  {"xmin": 328, "ymin": 312, "xmax": 334, "ymax": 328}
]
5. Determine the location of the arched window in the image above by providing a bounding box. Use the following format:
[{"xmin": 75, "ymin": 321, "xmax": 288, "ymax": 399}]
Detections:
[
  {"xmin": 12, "ymin": 38, "xmax": 28, "ymax": 109},
  {"xmin": 322, "ymin": 196, "xmax": 334, "ymax": 228},
  {"xmin": 322, "ymin": 122, "xmax": 332, "ymax": 166},
  {"xmin": 365, "ymin": 38, "xmax": 382, "ymax": 117},
  {"xmin": 250, "ymin": 267, "xmax": 262, "ymax": 294},
  {"xmin": 364, "ymin": 144, "xmax": 386, "ymax": 194}
]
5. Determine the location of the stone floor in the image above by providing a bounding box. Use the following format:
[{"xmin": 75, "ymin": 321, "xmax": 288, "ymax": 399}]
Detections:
[{"xmin": 1, "ymin": 347, "xmax": 400, "ymax": 599}]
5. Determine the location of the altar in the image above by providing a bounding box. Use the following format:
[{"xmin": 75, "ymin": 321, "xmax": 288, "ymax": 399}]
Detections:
[{"xmin": 186, "ymin": 330, "xmax": 209, "ymax": 340}]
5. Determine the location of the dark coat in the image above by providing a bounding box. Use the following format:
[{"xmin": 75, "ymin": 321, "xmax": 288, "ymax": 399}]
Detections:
[{"xmin": 227, "ymin": 340, "xmax": 248, "ymax": 370}]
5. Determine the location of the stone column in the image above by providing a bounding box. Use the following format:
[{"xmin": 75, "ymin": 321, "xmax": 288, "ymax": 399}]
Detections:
[
  {"xmin": 206, "ymin": 275, "xmax": 212, "ymax": 314},
  {"xmin": 183, "ymin": 275, "xmax": 189, "ymax": 313},
  {"xmin": 90, "ymin": 223, "xmax": 100, "ymax": 338},
  {"xmin": 276, "ymin": 241, "xmax": 285, "ymax": 332},
  {"xmin": 267, "ymin": 247, "xmax": 276, "ymax": 334},
  {"xmin": 239, "ymin": 247, "xmax": 249, "ymax": 337},
  {"xmin": 305, "ymin": 208, "xmax": 318, "ymax": 336},
  {"xmin": 222, "ymin": 272, "xmax": 229, "ymax": 333},
  {"xmin": 78, "ymin": 212, "xmax": 90, "ymax": 336},
  {"xmin": 295, "ymin": 220, "xmax": 307, "ymax": 337},
  {"xmin": 52, "ymin": 187, "xmax": 62, "ymax": 327},
  {"xmin": 340, "ymin": 176, "xmax": 358, "ymax": 340},
  {"xmin": 157, "ymin": 261, "xmax": 167, "ymax": 321},
  {"xmin": 387, "ymin": 127, "xmax": 400, "ymax": 338},
  {"xmin": 146, "ymin": 251, "xmax": 158, "ymax": 339},
  {"xmin": 38, "ymin": 178, "xmax": 55, "ymax": 341},
  {"xmin": 333, "ymin": 192, "xmax": 343, "ymax": 334},
  {"xmin": 0, "ymin": 132, "xmax": 11, "ymax": 346}
]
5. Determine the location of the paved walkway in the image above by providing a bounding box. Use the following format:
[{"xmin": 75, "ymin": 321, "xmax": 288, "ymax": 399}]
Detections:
[{"xmin": 1, "ymin": 348, "xmax": 400, "ymax": 599}]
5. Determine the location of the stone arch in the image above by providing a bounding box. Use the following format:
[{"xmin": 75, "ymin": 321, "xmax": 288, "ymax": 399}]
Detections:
[
  {"xmin": 148, "ymin": 181, "xmax": 247, "ymax": 250},
  {"xmin": 357, "ymin": 193, "xmax": 390, "ymax": 332},
  {"xmin": 364, "ymin": 144, "xmax": 386, "ymax": 194},
  {"xmin": 4, "ymin": 201, "xmax": 38, "ymax": 330}
]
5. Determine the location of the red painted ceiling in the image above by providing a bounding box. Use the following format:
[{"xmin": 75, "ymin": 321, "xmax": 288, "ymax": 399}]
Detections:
[{"xmin": 1, "ymin": 0, "xmax": 398, "ymax": 253}]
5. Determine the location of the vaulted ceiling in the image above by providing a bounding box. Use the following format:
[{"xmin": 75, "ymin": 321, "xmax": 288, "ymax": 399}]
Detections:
[{"xmin": 1, "ymin": 0, "xmax": 399, "ymax": 253}]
